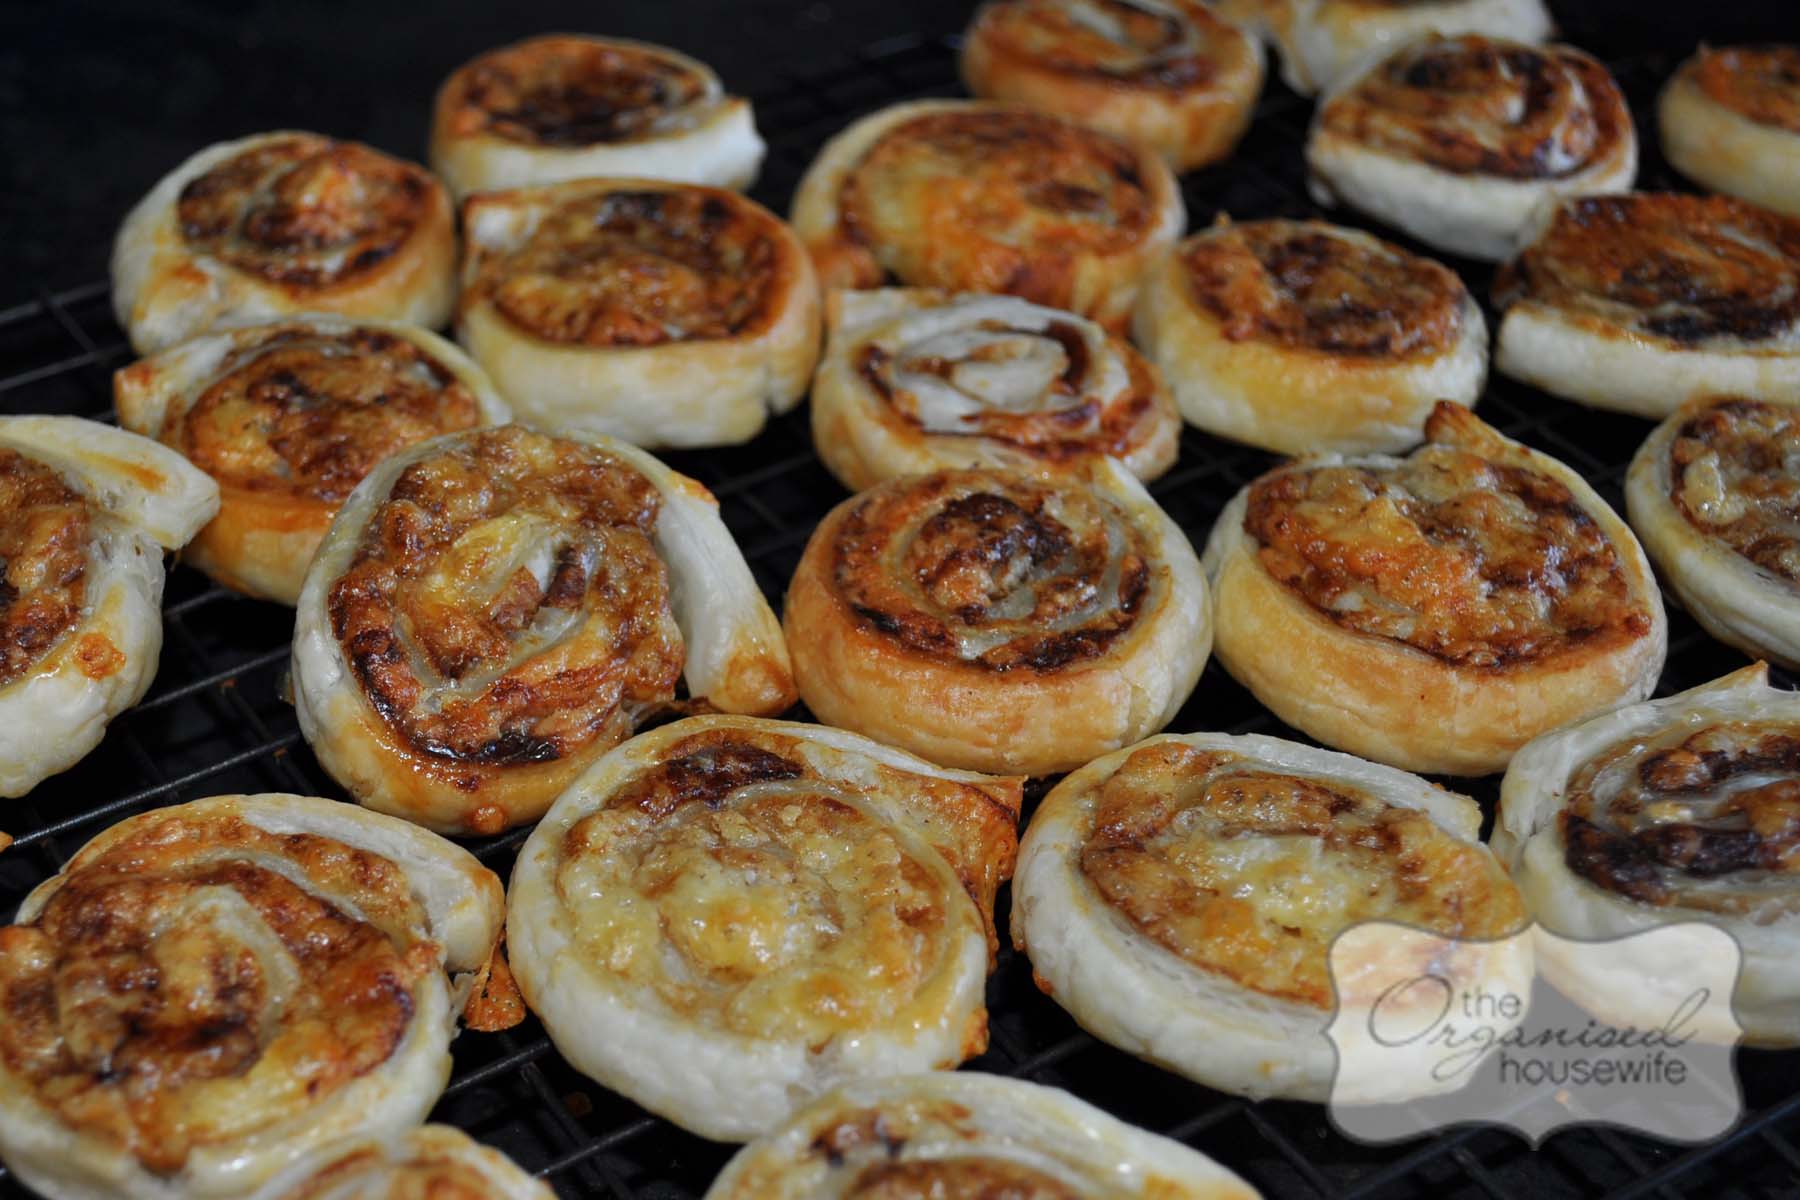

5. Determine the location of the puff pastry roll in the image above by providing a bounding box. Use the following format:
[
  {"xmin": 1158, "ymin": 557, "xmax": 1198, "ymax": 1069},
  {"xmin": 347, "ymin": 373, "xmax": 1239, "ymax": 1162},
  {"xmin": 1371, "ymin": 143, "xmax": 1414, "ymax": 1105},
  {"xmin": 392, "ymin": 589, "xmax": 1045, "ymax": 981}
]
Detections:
[
  {"xmin": 114, "ymin": 317, "xmax": 510, "ymax": 606},
  {"xmin": 1203, "ymin": 404, "xmax": 1667, "ymax": 776},
  {"xmin": 291, "ymin": 425, "xmax": 795, "ymax": 836},
  {"xmin": 791, "ymin": 100, "xmax": 1184, "ymax": 333},
  {"xmin": 1015, "ymin": 732, "xmax": 1529, "ymax": 1100},
  {"xmin": 457, "ymin": 179, "xmax": 820, "ymax": 448},
  {"xmin": 960, "ymin": 0, "xmax": 1264, "ymax": 172},
  {"xmin": 0, "ymin": 416, "xmax": 217, "ymax": 797},
  {"xmin": 1133, "ymin": 217, "xmax": 1485, "ymax": 454},
  {"xmin": 705, "ymin": 1073, "xmax": 1260, "ymax": 1199},
  {"xmin": 1306, "ymin": 34, "xmax": 1635, "ymax": 262},
  {"xmin": 1494, "ymin": 665, "xmax": 1800, "ymax": 1046},
  {"xmin": 507, "ymin": 716, "xmax": 1023, "ymax": 1141},
  {"xmin": 0, "ymin": 793, "xmax": 505, "ymax": 1200},
  {"xmin": 1661, "ymin": 45, "xmax": 1800, "ymax": 219},
  {"xmin": 250, "ymin": 1127, "xmax": 550, "ymax": 1200},
  {"xmin": 430, "ymin": 34, "xmax": 764, "ymax": 202},
  {"xmin": 112, "ymin": 132, "xmax": 456, "ymax": 355},
  {"xmin": 786, "ymin": 463, "xmax": 1209, "ymax": 776},
  {"xmin": 1494, "ymin": 193, "xmax": 1800, "ymax": 417},
  {"xmin": 811, "ymin": 288, "xmax": 1179, "ymax": 491}
]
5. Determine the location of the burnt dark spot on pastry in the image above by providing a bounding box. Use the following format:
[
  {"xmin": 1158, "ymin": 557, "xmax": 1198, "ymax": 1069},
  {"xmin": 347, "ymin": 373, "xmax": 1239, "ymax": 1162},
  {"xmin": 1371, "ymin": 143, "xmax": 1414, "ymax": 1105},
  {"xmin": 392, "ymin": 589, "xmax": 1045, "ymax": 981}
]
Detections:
[
  {"xmin": 453, "ymin": 38, "xmax": 710, "ymax": 146},
  {"xmin": 611, "ymin": 737, "xmax": 806, "ymax": 819}
]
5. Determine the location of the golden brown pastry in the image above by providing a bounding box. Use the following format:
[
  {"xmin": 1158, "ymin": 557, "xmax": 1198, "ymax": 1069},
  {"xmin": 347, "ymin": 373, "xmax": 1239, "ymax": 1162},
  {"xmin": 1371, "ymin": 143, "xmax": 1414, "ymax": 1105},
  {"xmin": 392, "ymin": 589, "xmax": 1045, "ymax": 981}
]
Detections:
[
  {"xmin": 1661, "ymin": 45, "xmax": 1800, "ymax": 219},
  {"xmin": 290, "ymin": 424, "xmax": 795, "ymax": 836},
  {"xmin": 785, "ymin": 462, "xmax": 1210, "ymax": 776},
  {"xmin": 790, "ymin": 99, "xmax": 1184, "ymax": 333},
  {"xmin": 430, "ymin": 34, "xmax": 764, "ymax": 201},
  {"xmin": 1132, "ymin": 216, "xmax": 1486, "ymax": 454},
  {"xmin": 112, "ymin": 132, "xmax": 456, "ymax": 355},
  {"xmin": 0, "ymin": 793, "xmax": 505, "ymax": 1200},
  {"xmin": 507, "ymin": 716, "xmax": 1023, "ymax": 1140},
  {"xmin": 960, "ymin": 0, "xmax": 1264, "ymax": 171},
  {"xmin": 250, "ymin": 1127, "xmax": 551, "ymax": 1200},
  {"xmin": 1493, "ymin": 193, "xmax": 1800, "ymax": 417},
  {"xmin": 1307, "ymin": 34, "xmax": 1635, "ymax": 262},
  {"xmin": 811, "ymin": 287, "xmax": 1179, "ymax": 491},
  {"xmin": 114, "ymin": 316, "xmax": 511, "ymax": 606},
  {"xmin": 457, "ymin": 178, "xmax": 820, "ymax": 448},
  {"xmin": 1202, "ymin": 403, "xmax": 1668, "ymax": 776}
]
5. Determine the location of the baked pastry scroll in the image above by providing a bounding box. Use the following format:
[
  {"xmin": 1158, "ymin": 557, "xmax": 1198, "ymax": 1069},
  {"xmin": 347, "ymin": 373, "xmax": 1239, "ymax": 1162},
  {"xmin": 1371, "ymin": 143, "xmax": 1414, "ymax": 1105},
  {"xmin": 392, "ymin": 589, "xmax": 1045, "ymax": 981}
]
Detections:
[
  {"xmin": 112, "ymin": 132, "xmax": 456, "ymax": 354},
  {"xmin": 249, "ymin": 1127, "xmax": 550, "ymax": 1200},
  {"xmin": 1203, "ymin": 403, "xmax": 1667, "ymax": 776},
  {"xmin": 506, "ymin": 716, "xmax": 1023, "ymax": 1141},
  {"xmin": 0, "ymin": 793, "xmax": 505, "ymax": 1200},
  {"xmin": 1660, "ymin": 44, "xmax": 1800, "ymax": 219},
  {"xmin": 290, "ymin": 424, "xmax": 795, "ymax": 835}
]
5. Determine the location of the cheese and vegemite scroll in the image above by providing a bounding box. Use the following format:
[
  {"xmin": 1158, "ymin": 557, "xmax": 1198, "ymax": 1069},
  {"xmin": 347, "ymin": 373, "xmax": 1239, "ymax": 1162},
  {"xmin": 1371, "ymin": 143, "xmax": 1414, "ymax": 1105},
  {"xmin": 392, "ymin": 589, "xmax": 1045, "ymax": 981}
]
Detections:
[
  {"xmin": 1014, "ymin": 731, "xmax": 1531, "ymax": 1100},
  {"xmin": 457, "ymin": 178, "xmax": 820, "ymax": 449},
  {"xmin": 790, "ymin": 99, "xmax": 1184, "ymax": 334},
  {"xmin": 959, "ymin": 0, "xmax": 1264, "ymax": 172},
  {"xmin": 1132, "ymin": 216, "xmax": 1485, "ymax": 455},
  {"xmin": 248, "ymin": 1127, "xmax": 551, "ymax": 1200},
  {"xmin": 703, "ymin": 1072, "xmax": 1262, "ymax": 1199},
  {"xmin": 112, "ymin": 132, "xmax": 456, "ymax": 355},
  {"xmin": 290, "ymin": 424, "xmax": 795, "ymax": 837},
  {"xmin": 1493, "ymin": 665, "xmax": 1800, "ymax": 1047},
  {"xmin": 1306, "ymin": 34, "xmax": 1635, "ymax": 263},
  {"xmin": 1202, "ymin": 403, "xmax": 1667, "ymax": 777},
  {"xmin": 784, "ymin": 462, "xmax": 1210, "ymax": 777},
  {"xmin": 1493, "ymin": 193, "xmax": 1800, "ymax": 417},
  {"xmin": 0, "ymin": 416, "xmax": 217, "ymax": 798},
  {"xmin": 430, "ymin": 34, "xmax": 764, "ymax": 202},
  {"xmin": 1660, "ymin": 44, "xmax": 1800, "ymax": 219},
  {"xmin": 0, "ymin": 793, "xmax": 505, "ymax": 1200},
  {"xmin": 114, "ymin": 317, "xmax": 511, "ymax": 606},
  {"xmin": 811, "ymin": 288, "xmax": 1179, "ymax": 491},
  {"xmin": 506, "ymin": 716, "xmax": 1024, "ymax": 1142}
]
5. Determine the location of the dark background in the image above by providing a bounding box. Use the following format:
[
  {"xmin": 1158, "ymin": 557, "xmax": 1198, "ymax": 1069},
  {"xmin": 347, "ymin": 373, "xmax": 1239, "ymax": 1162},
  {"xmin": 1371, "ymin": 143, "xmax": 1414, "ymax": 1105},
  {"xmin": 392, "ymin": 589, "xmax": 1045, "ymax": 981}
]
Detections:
[{"xmin": 0, "ymin": 0, "xmax": 1793, "ymax": 303}]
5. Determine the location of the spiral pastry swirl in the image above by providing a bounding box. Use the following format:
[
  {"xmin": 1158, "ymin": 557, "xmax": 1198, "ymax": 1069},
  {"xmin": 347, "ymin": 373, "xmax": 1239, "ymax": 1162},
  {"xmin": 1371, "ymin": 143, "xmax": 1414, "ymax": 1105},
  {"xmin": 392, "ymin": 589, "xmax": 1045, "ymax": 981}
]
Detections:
[
  {"xmin": 1661, "ymin": 45, "xmax": 1800, "ymax": 219},
  {"xmin": 507, "ymin": 716, "xmax": 1022, "ymax": 1140},
  {"xmin": 0, "ymin": 794, "xmax": 504, "ymax": 1200},
  {"xmin": 291, "ymin": 424, "xmax": 794, "ymax": 835},
  {"xmin": 785, "ymin": 463, "xmax": 1209, "ymax": 775},
  {"xmin": 112, "ymin": 133, "xmax": 456, "ymax": 354},
  {"xmin": 253, "ymin": 1127, "xmax": 551, "ymax": 1200}
]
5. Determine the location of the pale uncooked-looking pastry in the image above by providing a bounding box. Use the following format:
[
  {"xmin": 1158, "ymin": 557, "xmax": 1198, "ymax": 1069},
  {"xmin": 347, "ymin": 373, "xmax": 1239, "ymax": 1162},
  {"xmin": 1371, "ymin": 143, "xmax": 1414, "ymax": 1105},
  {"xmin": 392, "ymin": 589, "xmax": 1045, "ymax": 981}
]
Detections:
[
  {"xmin": 791, "ymin": 99, "xmax": 1184, "ymax": 333},
  {"xmin": 507, "ymin": 716, "xmax": 1023, "ymax": 1141},
  {"xmin": 1133, "ymin": 216, "xmax": 1485, "ymax": 454},
  {"xmin": 430, "ymin": 34, "xmax": 764, "ymax": 201},
  {"xmin": 458, "ymin": 178, "xmax": 820, "ymax": 448},
  {"xmin": 785, "ymin": 462, "xmax": 1210, "ymax": 776},
  {"xmin": 1203, "ymin": 403, "xmax": 1667, "ymax": 776},
  {"xmin": 114, "ymin": 316, "xmax": 511, "ymax": 605},
  {"xmin": 1660, "ymin": 44, "xmax": 1800, "ymax": 219},
  {"xmin": 249, "ymin": 1127, "xmax": 550, "ymax": 1200},
  {"xmin": 1307, "ymin": 34, "xmax": 1635, "ymax": 262},
  {"xmin": 0, "ymin": 416, "xmax": 217, "ymax": 797},
  {"xmin": 1015, "ymin": 731, "xmax": 1530, "ymax": 1100},
  {"xmin": 1493, "ymin": 193, "xmax": 1800, "ymax": 417},
  {"xmin": 0, "ymin": 793, "xmax": 505, "ymax": 1200},
  {"xmin": 811, "ymin": 288, "xmax": 1179, "ymax": 490},
  {"xmin": 1494, "ymin": 665, "xmax": 1800, "ymax": 1046},
  {"xmin": 960, "ymin": 0, "xmax": 1264, "ymax": 171},
  {"xmin": 291, "ymin": 424, "xmax": 795, "ymax": 836},
  {"xmin": 705, "ymin": 1073, "xmax": 1262, "ymax": 1199},
  {"xmin": 112, "ymin": 132, "xmax": 456, "ymax": 354}
]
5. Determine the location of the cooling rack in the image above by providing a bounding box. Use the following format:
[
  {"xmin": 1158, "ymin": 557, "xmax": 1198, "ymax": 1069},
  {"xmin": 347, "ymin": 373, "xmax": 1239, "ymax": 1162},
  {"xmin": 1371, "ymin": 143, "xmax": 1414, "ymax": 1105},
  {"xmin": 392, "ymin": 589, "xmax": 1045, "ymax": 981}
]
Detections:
[{"xmin": 2, "ymin": 16, "xmax": 1799, "ymax": 1200}]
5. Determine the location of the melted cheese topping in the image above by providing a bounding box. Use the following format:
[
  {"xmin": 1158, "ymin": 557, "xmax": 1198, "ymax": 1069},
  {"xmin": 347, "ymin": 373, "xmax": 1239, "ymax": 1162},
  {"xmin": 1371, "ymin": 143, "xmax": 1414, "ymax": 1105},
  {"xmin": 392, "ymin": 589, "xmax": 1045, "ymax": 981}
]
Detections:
[
  {"xmin": 1079, "ymin": 742, "xmax": 1524, "ymax": 1007},
  {"xmin": 1318, "ymin": 34, "xmax": 1628, "ymax": 179},
  {"xmin": 831, "ymin": 470, "xmax": 1156, "ymax": 669},
  {"xmin": 0, "ymin": 811, "xmax": 439, "ymax": 1172},
  {"xmin": 328, "ymin": 426, "xmax": 683, "ymax": 770},
  {"xmin": 267, "ymin": 1144, "xmax": 511, "ymax": 1200},
  {"xmin": 972, "ymin": 0, "xmax": 1251, "ymax": 89},
  {"xmin": 847, "ymin": 1158, "xmax": 1081, "ymax": 1198},
  {"xmin": 1563, "ymin": 721, "xmax": 1800, "ymax": 922},
  {"xmin": 1180, "ymin": 219, "xmax": 1466, "ymax": 356},
  {"xmin": 1495, "ymin": 193, "xmax": 1800, "ymax": 348},
  {"xmin": 1668, "ymin": 397, "xmax": 1800, "ymax": 583},
  {"xmin": 176, "ymin": 135, "xmax": 435, "ymax": 290},
  {"xmin": 1690, "ymin": 44, "xmax": 1800, "ymax": 135},
  {"xmin": 0, "ymin": 448, "xmax": 89, "ymax": 688}
]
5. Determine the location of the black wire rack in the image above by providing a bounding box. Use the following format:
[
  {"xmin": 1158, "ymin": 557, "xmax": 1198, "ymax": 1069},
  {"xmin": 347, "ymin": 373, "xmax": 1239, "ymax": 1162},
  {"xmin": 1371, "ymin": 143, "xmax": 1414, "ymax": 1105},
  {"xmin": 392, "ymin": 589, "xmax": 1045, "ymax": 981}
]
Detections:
[{"xmin": 3, "ymin": 16, "xmax": 1800, "ymax": 1200}]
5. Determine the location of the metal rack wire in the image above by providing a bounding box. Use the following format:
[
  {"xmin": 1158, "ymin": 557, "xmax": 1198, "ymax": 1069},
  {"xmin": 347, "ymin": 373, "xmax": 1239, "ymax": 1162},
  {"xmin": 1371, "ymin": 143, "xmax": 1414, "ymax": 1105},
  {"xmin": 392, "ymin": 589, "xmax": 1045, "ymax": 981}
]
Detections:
[{"xmin": 2, "ymin": 20, "xmax": 1798, "ymax": 1200}]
